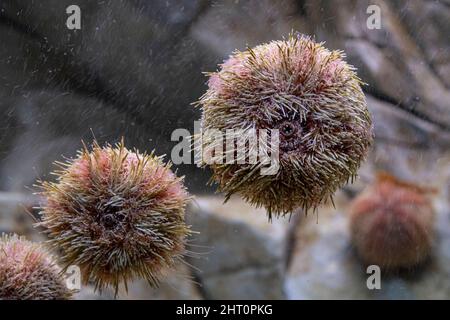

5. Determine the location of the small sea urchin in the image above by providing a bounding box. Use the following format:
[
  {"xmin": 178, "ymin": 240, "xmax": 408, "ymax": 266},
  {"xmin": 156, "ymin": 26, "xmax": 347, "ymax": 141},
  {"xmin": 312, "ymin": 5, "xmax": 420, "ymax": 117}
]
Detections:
[
  {"xmin": 0, "ymin": 234, "xmax": 72, "ymax": 300},
  {"xmin": 196, "ymin": 34, "xmax": 373, "ymax": 218},
  {"xmin": 36, "ymin": 140, "xmax": 191, "ymax": 294},
  {"xmin": 349, "ymin": 173, "xmax": 435, "ymax": 270}
]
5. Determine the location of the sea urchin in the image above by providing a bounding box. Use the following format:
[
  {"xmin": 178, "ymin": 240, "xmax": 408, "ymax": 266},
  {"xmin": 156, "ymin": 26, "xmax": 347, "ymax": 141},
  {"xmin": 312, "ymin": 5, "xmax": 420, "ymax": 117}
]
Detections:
[
  {"xmin": 36, "ymin": 140, "xmax": 191, "ymax": 294},
  {"xmin": 0, "ymin": 233, "xmax": 72, "ymax": 300},
  {"xmin": 349, "ymin": 173, "xmax": 435, "ymax": 270},
  {"xmin": 196, "ymin": 34, "xmax": 373, "ymax": 218}
]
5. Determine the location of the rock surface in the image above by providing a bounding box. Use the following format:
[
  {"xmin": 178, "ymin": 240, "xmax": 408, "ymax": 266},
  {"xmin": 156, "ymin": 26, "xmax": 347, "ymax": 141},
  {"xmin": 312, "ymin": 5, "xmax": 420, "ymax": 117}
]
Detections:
[
  {"xmin": 119, "ymin": 264, "xmax": 202, "ymax": 300},
  {"xmin": 186, "ymin": 196, "xmax": 290, "ymax": 299},
  {"xmin": 0, "ymin": 192, "xmax": 38, "ymax": 238}
]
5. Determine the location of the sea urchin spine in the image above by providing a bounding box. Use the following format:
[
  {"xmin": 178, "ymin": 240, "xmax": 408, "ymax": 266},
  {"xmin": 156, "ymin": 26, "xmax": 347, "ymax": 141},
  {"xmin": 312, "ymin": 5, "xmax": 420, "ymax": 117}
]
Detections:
[{"xmin": 36, "ymin": 140, "xmax": 191, "ymax": 294}]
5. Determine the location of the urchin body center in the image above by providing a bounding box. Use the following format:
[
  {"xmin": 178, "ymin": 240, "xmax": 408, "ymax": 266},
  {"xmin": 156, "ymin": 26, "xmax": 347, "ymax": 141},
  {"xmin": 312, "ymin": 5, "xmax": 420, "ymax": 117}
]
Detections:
[
  {"xmin": 96, "ymin": 204, "xmax": 127, "ymax": 230},
  {"xmin": 272, "ymin": 117, "xmax": 306, "ymax": 153}
]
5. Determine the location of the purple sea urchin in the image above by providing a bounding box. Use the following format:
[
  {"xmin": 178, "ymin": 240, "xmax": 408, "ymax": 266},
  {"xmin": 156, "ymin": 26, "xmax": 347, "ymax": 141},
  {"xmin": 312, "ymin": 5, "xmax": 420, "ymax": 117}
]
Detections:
[
  {"xmin": 196, "ymin": 34, "xmax": 373, "ymax": 218},
  {"xmin": 349, "ymin": 173, "xmax": 435, "ymax": 270},
  {"xmin": 0, "ymin": 234, "xmax": 72, "ymax": 300},
  {"xmin": 36, "ymin": 140, "xmax": 191, "ymax": 294}
]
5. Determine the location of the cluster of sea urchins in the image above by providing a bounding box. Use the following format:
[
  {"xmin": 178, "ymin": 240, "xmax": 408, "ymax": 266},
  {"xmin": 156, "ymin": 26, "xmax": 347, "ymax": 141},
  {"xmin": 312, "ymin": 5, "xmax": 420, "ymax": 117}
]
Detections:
[
  {"xmin": 36, "ymin": 141, "xmax": 191, "ymax": 294},
  {"xmin": 349, "ymin": 173, "xmax": 435, "ymax": 270},
  {"xmin": 196, "ymin": 34, "xmax": 373, "ymax": 218},
  {"xmin": 0, "ymin": 234, "xmax": 73, "ymax": 300}
]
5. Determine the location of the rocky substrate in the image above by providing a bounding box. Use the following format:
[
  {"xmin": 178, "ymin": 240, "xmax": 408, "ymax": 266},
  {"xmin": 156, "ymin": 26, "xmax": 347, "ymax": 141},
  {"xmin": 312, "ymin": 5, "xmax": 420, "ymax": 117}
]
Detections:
[{"xmin": 2, "ymin": 184, "xmax": 450, "ymax": 299}]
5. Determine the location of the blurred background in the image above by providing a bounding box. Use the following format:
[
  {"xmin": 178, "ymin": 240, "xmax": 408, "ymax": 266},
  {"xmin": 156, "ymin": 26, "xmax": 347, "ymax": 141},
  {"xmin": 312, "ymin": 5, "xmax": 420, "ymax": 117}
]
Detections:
[{"xmin": 0, "ymin": 0, "xmax": 449, "ymax": 299}]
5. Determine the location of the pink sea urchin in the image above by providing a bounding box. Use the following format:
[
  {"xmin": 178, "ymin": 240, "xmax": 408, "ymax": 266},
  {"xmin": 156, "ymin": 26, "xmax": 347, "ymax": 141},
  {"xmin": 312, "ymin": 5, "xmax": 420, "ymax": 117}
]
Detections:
[
  {"xmin": 349, "ymin": 173, "xmax": 435, "ymax": 270},
  {"xmin": 196, "ymin": 34, "xmax": 373, "ymax": 218},
  {"xmin": 36, "ymin": 140, "xmax": 191, "ymax": 294},
  {"xmin": 0, "ymin": 234, "xmax": 72, "ymax": 300}
]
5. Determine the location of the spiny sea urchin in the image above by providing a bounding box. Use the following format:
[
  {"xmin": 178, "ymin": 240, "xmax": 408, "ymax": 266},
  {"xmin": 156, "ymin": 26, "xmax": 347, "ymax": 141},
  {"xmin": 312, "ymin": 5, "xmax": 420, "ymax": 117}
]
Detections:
[
  {"xmin": 36, "ymin": 140, "xmax": 191, "ymax": 294},
  {"xmin": 196, "ymin": 33, "xmax": 373, "ymax": 218},
  {"xmin": 0, "ymin": 233, "xmax": 72, "ymax": 300},
  {"xmin": 349, "ymin": 173, "xmax": 435, "ymax": 270}
]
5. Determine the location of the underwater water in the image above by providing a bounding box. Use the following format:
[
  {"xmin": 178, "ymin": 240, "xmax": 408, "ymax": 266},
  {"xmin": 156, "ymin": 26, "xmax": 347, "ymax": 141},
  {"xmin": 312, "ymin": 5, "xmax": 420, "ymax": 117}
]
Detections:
[{"xmin": 0, "ymin": 0, "xmax": 449, "ymax": 300}]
